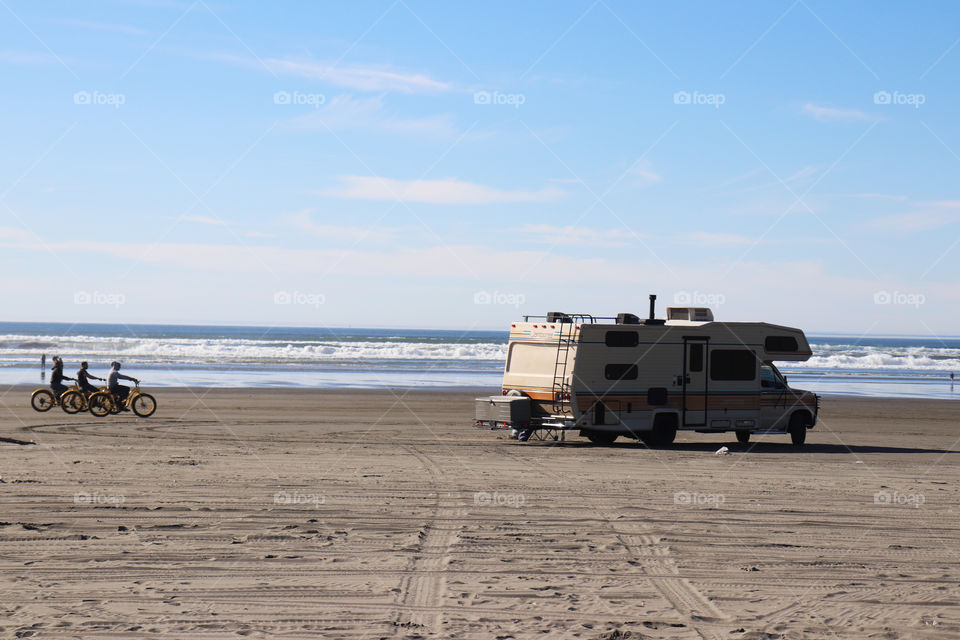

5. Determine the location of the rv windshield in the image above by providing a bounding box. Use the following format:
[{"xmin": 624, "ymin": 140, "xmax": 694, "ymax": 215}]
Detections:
[{"xmin": 760, "ymin": 364, "xmax": 788, "ymax": 390}]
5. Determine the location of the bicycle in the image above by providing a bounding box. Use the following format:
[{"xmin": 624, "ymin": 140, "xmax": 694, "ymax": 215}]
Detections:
[
  {"xmin": 88, "ymin": 384, "xmax": 157, "ymax": 418},
  {"xmin": 60, "ymin": 385, "xmax": 109, "ymax": 414},
  {"xmin": 31, "ymin": 386, "xmax": 74, "ymax": 412}
]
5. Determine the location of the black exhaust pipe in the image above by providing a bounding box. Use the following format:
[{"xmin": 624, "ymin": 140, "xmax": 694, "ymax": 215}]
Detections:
[{"xmin": 643, "ymin": 293, "xmax": 665, "ymax": 326}]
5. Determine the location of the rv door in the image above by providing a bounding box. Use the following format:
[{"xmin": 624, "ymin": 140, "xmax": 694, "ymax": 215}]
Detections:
[{"xmin": 682, "ymin": 337, "xmax": 709, "ymax": 427}]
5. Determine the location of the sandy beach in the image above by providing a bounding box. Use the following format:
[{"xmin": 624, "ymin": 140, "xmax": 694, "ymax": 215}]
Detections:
[{"xmin": 1, "ymin": 387, "xmax": 958, "ymax": 639}]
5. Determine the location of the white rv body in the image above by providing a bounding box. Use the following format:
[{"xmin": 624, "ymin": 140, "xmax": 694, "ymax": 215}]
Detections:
[{"xmin": 497, "ymin": 302, "xmax": 819, "ymax": 445}]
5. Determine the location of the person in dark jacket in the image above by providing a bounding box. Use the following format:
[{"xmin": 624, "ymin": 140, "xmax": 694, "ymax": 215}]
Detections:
[
  {"xmin": 50, "ymin": 356, "xmax": 74, "ymax": 398},
  {"xmin": 76, "ymin": 362, "xmax": 104, "ymax": 396}
]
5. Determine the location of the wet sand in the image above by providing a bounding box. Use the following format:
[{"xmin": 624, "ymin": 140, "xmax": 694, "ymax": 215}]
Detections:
[{"xmin": 1, "ymin": 387, "xmax": 958, "ymax": 639}]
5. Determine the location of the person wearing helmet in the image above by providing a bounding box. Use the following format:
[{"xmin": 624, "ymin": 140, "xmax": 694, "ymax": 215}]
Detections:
[
  {"xmin": 76, "ymin": 361, "xmax": 104, "ymax": 396},
  {"xmin": 50, "ymin": 356, "xmax": 74, "ymax": 399},
  {"xmin": 107, "ymin": 361, "xmax": 139, "ymax": 409}
]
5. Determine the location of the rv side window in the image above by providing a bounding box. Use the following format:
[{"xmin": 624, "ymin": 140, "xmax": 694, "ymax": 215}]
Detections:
[
  {"xmin": 605, "ymin": 331, "xmax": 639, "ymax": 347},
  {"xmin": 765, "ymin": 336, "xmax": 799, "ymax": 352},
  {"xmin": 760, "ymin": 365, "xmax": 786, "ymax": 389},
  {"xmin": 710, "ymin": 350, "xmax": 756, "ymax": 381},
  {"xmin": 605, "ymin": 363, "xmax": 638, "ymax": 380},
  {"xmin": 689, "ymin": 344, "xmax": 703, "ymax": 372}
]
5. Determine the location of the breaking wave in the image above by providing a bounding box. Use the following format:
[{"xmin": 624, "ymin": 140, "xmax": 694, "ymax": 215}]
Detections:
[{"xmin": 0, "ymin": 334, "xmax": 509, "ymax": 365}]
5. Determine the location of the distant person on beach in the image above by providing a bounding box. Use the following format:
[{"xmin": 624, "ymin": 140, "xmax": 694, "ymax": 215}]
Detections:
[
  {"xmin": 107, "ymin": 361, "xmax": 139, "ymax": 409},
  {"xmin": 50, "ymin": 356, "xmax": 74, "ymax": 398},
  {"xmin": 76, "ymin": 362, "xmax": 104, "ymax": 396}
]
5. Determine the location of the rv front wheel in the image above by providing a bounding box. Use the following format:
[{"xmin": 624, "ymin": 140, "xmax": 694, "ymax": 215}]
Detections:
[
  {"xmin": 789, "ymin": 413, "xmax": 807, "ymax": 446},
  {"xmin": 736, "ymin": 430, "xmax": 750, "ymax": 444}
]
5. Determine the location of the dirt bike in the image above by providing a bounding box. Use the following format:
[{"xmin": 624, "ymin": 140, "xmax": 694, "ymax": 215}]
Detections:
[
  {"xmin": 31, "ymin": 384, "xmax": 77, "ymax": 412},
  {"xmin": 60, "ymin": 385, "xmax": 109, "ymax": 414},
  {"xmin": 88, "ymin": 383, "xmax": 157, "ymax": 418}
]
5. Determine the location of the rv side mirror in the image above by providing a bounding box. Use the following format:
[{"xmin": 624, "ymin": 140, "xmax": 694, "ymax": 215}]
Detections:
[{"xmin": 783, "ymin": 376, "xmax": 788, "ymax": 385}]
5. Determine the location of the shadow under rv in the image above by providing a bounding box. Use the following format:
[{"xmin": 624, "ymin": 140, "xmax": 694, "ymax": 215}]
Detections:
[{"xmin": 474, "ymin": 295, "xmax": 819, "ymax": 446}]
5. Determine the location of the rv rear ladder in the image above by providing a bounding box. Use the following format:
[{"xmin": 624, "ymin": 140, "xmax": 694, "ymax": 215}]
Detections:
[{"xmin": 551, "ymin": 323, "xmax": 575, "ymax": 415}]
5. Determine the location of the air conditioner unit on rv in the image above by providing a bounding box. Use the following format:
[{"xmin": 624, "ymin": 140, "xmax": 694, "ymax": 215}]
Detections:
[{"xmin": 666, "ymin": 307, "xmax": 714, "ymax": 322}]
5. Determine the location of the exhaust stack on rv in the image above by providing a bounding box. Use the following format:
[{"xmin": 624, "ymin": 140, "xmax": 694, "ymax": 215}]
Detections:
[{"xmin": 644, "ymin": 294, "xmax": 665, "ymax": 325}]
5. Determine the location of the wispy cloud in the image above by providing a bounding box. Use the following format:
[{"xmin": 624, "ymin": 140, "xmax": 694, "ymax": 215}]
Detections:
[
  {"xmin": 682, "ymin": 232, "xmax": 754, "ymax": 247},
  {"xmin": 919, "ymin": 200, "xmax": 960, "ymax": 209},
  {"xmin": 803, "ymin": 102, "xmax": 877, "ymax": 122},
  {"xmin": 868, "ymin": 201, "xmax": 960, "ymax": 232},
  {"xmin": 827, "ymin": 192, "xmax": 908, "ymax": 201},
  {"xmin": 698, "ymin": 167, "xmax": 765, "ymax": 192},
  {"xmin": 262, "ymin": 56, "xmax": 452, "ymax": 93},
  {"xmin": 203, "ymin": 52, "xmax": 454, "ymax": 93},
  {"xmin": 180, "ymin": 215, "xmax": 227, "ymax": 226},
  {"xmin": 317, "ymin": 176, "xmax": 565, "ymax": 205},
  {"xmin": 721, "ymin": 165, "xmax": 820, "ymax": 195},
  {"xmin": 291, "ymin": 209, "xmax": 398, "ymax": 241},
  {"xmin": 50, "ymin": 18, "xmax": 148, "ymax": 36},
  {"xmin": 513, "ymin": 224, "xmax": 633, "ymax": 247},
  {"xmin": 782, "ymin": 166, "xmax": 819, "ymax": 183},
  {"xmin": 628, "ymin": 160, "xmax": 662, "ymax": 187},
  {"xmin": 0, "ymin": 226, "xmax": 40, "ymax": 244},
  {"xmin": 286, "ymin": 94, "xmax": 457, "ymax": 138},
  {"xmin": 869, "ymin": 211, "xmax": 960, "ymax": 232},
  {"xmin": 0, "ymin": 50, "xmax": 65, "ymax": 66}
]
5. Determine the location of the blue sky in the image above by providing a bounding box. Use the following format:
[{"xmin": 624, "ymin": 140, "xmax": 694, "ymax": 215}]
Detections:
[{"xmin": 1, "ymin": 1, "xmax": 958, "ymax": 334}]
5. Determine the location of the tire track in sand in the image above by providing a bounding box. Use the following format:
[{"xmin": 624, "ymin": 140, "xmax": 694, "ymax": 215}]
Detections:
[
  {"xmin": 618, "ymin": 533, "xmax": 732, "ymax": 640},
  {"xmin": 393, "ymin": 445, "xmax": 462, "ymax": 635}
]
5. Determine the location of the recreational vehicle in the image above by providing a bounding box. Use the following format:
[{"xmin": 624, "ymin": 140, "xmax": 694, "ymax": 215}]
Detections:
[{"xmin": 476, "ymin": 295, "xmax": 819, "ymax": 446}]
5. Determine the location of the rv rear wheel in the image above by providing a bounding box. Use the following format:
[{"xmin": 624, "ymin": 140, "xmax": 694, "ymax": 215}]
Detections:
[
  {"xmin": 789, "ymin": 413, "xmax": 807, "ymax": 446},
  {"xmin": 736, "ymin": 430, "xmax": 750, "ymax": 444},
  {"xmin": 584, "ymin": 431, "xmax": 618, "ymax": 445}
]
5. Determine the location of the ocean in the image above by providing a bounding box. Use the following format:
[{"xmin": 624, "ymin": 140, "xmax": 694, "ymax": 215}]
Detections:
[{"xmin": 1, "ymin": 322, "xmax": 958, "ymax": 399}]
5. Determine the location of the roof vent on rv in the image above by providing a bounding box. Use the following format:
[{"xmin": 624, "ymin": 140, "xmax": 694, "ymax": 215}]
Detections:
[
  {"xmin": 546, "ymin": 311, "xmax": 572, "ymax": 323},
  {"xmin": 666, "ymin": 307, "xmax": 715, "ymax": 322},
  {"xmin": 616, "ymin": 312, "xmax": 640, "ymax": 325}
]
